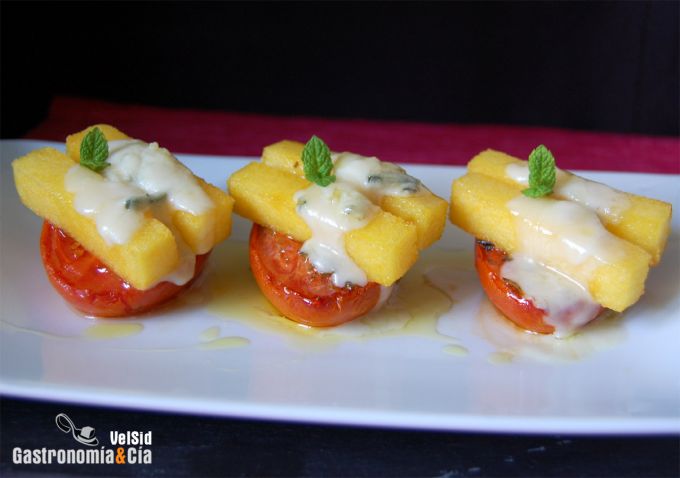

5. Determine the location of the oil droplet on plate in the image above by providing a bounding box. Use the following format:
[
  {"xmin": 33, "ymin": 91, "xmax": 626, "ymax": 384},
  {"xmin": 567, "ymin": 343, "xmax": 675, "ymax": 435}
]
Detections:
[
  {"xmin": 84, "ymin": 322, "xmax": 143, "ymax": 339},
  {"xmin": 200, "ymin": 326, "xmax": 221, "ymax": 341},
  {"xmin": 205, "ymin": 241, "xmax": 326, "ymax": 349},
  {"xmin": 476, "ymin": 298, "xmax": 626, "ymax": 363},
  {"xmin": 199, "ymin": 336, "xmax": 250, "ymax": 350},
  {"xmin": 204, "ymin": 242, "xmax": 466, "ymax": 346},
  {"xmin": 443, "ymin": 344, "xmax": 469, "ymax": 357},
  {"xmin": 487, "ymin": 350, "xmax": 514, "ymax": 364}
]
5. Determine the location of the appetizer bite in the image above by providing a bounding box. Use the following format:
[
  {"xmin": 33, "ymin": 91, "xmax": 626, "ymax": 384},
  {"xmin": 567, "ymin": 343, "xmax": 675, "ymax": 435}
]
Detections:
[
  {"xmin": 450, "ymin": 145, "xmax": 672, "ymax": 337},
  {"xmin": 228, "ymin": 137, "xmax": 448, "ymax": 326},
  {"xmin": 13, "ymin": 125, "xmax": 234, "ymax": 317}
]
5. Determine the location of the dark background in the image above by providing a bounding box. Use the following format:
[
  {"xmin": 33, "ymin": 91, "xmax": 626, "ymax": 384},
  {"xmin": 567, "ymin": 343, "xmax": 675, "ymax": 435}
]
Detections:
[
  {"xmin": 2, "ymin": 2, "xmax": 679, "ymax": 477},
  {"xmin": 1, "ymin": 1, "xmax": 679, "ymax": 138}
]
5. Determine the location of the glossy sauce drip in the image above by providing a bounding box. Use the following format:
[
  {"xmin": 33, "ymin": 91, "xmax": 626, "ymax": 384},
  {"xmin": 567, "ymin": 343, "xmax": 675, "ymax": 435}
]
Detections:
[
  {"xmin": 501, "ymin": 255, "xmax": 602, "ymax": 337},
  {"xmin": 65, "ymin": 166, "xmax": 145, "ymax": 245},
  {"xmin": 557, "ymin": 176, "xmax": 631, "ymax": 222},
  {"xmin": 508, "ymin": 195, "xmax": 623, "ymax": 273},
  {"xmin": 374, "ymin": 285, "xmax": 395, "ymax": 312},
  {"xmin": 476, "ymin": 298, "xmax": 625, "ymax": 363},
  {"xmin": 505, "ymin": 195, "xmax": 624, "ymax": 336},
  {"xmin": 505, "ymin": 164, "xmax": 631, "ymax": 221},
  {"xmin": 294, "ymin": 183, "xmax": 377, "ymax": 287}
]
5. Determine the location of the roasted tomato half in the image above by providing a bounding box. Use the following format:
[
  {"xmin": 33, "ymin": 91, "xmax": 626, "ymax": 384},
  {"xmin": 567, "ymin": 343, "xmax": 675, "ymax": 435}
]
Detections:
[
  {"xmin": 475, "ymin": 239, "xmax": 601, "ymax": 334},
  {"xmin": 474, "ymin": 239, "xmax": 554, "ymax": 334},
  {"xmin": 249, "ymin": 223, "xmax": 382, "ymax": 327},
  {"xmin": 40, "ymin": 221, "xmax": 209, "ymax": 317}
]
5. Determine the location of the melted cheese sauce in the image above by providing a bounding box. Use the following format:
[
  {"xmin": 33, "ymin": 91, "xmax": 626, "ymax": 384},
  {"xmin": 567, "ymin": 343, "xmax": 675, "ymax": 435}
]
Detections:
[
  {"xmin": 333, "ymin": 153, "xmax": 423, "ymax": 202},
  {"xmin": 501, "ymin": 255, "xmax": 602, "ymax": 337},
  {"xmin": 506, "ymin": 195, "xmax": 624, "ymax": 336},
  {"xmin": 66, "ymin": 140, "xmax": 212, "ymax": 245},
  {"xmin": 294, "ymin": 183, "xmax": 378, "ymax": 287},
  {"xmin": 65, "ymin": 166, "xmax": 146, "ymax": 244},
  {"xmin": 374, "ymin": 285, "xmax": 395, "ymax": 312},
  {"xmin": 65, "ymin": 139, "xmax": 214, "ymax": 287},
  {"xmin": 557, "ymin": 176, "xmax": 631, "ymax": 222},
  {"xmin": 106, "ymin": 140, "xmax": 212, "ymax": 215},
  {"xmin": 294, "ymin": 153, "xmax": 422, "ymax": 288},
  {"xmin": 506, "ymin": 164, "xmax": 630, "ymax": 221},
  {"xmin": 508, "ymin": 196, "xmax": 623, "ymax": 269}
]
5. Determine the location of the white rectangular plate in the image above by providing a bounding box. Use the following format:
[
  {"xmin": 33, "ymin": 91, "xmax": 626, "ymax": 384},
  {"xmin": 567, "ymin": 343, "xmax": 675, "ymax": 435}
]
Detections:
[{"xmin": 2, "ymin": 140, "xmax": 679, "ymax": 434}]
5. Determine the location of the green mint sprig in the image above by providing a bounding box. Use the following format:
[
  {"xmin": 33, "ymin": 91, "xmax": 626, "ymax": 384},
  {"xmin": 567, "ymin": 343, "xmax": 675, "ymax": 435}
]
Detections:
[
  {"xmin": 80, "ymin": 127, "xmax": 110, "ymax": 173},
  {"xmin": 301, "ymin": 135, "xmax": 335, "ymax": 187},
  {"xmin": 522, "ymin": 144, "xmax": 556, "ymax": 198}
]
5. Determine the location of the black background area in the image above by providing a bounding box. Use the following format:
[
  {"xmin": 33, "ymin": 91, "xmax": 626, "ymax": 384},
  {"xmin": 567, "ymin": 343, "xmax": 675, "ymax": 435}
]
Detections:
[{"xmin": 1, "ymin": 1, "xmax": 679, "ymax": 138}]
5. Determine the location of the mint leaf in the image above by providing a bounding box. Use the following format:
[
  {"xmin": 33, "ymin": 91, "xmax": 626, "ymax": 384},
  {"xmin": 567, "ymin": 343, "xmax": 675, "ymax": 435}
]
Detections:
[
  {"xmin": 301, "ymin": 135, "xmax": 335, "ymax": 187},
  {"xmin": 522, "ymin": 144, "xmax": 556, "ymax": 198},
  {"xmin": 80, "ymin": 127, "xmax": 110, "ymax": 172}
]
